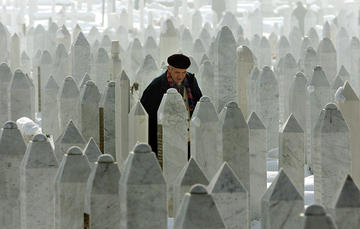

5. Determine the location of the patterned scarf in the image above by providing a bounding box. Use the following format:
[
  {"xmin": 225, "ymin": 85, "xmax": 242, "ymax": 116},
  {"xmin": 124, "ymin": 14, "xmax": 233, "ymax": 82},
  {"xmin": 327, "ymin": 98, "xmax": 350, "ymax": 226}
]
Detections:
[{"xmin": 166, "ymin": 71, "xmax": 195, "ymax": 112}]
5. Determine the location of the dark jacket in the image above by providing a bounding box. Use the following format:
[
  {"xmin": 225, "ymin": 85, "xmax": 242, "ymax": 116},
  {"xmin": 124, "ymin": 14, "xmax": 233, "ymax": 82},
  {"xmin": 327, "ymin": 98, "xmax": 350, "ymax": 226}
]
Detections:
[{"xmin": 140, "ymin": 70, "xmax": 202, "ymax": 156}]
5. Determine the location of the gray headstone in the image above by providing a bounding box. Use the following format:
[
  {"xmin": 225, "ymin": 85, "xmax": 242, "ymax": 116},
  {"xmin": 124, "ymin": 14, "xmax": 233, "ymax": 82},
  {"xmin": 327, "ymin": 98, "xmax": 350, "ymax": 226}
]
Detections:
[
  {"xmin": 304, "ymin": 47, "xmax": 318, "ymax": 80},
  {"xmin": 54, "ymin": 146, "xmax": 91, "ymax": 229},
  {"xmin": 144, "ymin": 36, "xmax": 159, "ymax": 64},
  {"xmin": 71, "ymin": 32, "xmax": 91, "ymax": 84},
  {"xmin": 119, "ymin": 143, "xmax": 167, "ymax": 229},
  {"xmin": 289, "ymin": 26, "xmax": 302, "ymax": 60},
  {"xmin": 128, "ymin": 100, "xmax": 148, "ymax": 150},
  {"xmin": 20, "ymin": 133, "xmax": 58, "ymax": 229},
  {"xmin": 10, "ymin": 33, "xmax": 20, "ymax": 71},
  {"xmin": 111, "ymin": 41, "xmax": 122, "ymax": 81},
  {"xmin": 198, "ymin": 61, "xmax": 215, "ymax": 103},
  {"xmin": 0, "ymin": 63, "xmax": 11, "ymax": 124},
  {"xmin": 0, "ymin": 23, "xmax": 8, "ymax": 62},
  {"xmin": 83, "ymin": 137, "xmax": 102, "ymax": 168},
  {"xmin": 208, "ymin": 162, "xmax": 249, "ymax": 229},
  {"xmin": 248, "ymin": 67, "xmax": 260, "ymax": 115},
  {"xmin": 349, "ymin": 37, "xmax": 360, "ymax": 92},
  {"xmin": 276, "ymin": 36, "xmax": 291, "ymax": 63},
  {"xmin": 56, "ymin": 25, "xmax": 71, "ymax": 52},
  {"xmin": 43, "ymin": 76, "xmax": 60, "ymax": 138},
  {"xmin": 40, "ymin": 50, "xmax": 53, "ymax": 90},
  {"xmin": 317, "ymin": 38, "xmax": 337, "ymax": 83},
  {"xmin": 192, "ymin": 38, "xmax": 206, "ymax": 65},
  {"xmin": 302, "ymin": 205, "xmax": 337, "ymax": 229},
  {"xmin": 135, "ymin": 54, "xmax": 159, "ymax": 94},
  {"xmin": 94, "ymin": 47, "xmax": 110, "ymax": 93},
  {"xmin": 85, "ymin": 154, "xmax": 121, "ymax": 228},
  {"xmin": 0, "ymin": 121, "xmax": 26, "ymax": 229},
  {"xmin": 261, "ymin": 169, "xmax": 304, "ymax": 229},
  {"xmin": 257, "ymin": 36, "xmax": 272, "ymax": 68},
  {"xmin": 336, "ymin": 27, "xmax": 350, "ymax": 71},
  {"xmin": 159, "ymin": 19, "xmax": 179, "ymax": 63},
  {"xmin": 289, "ymin": 72, "xmax": 307, "ymax": 132},
  {"xmin": 53, "ymin": 43, "xmax": 70, "ymax": 87},
  {"xmin": 21, "ymin": 51, "xmax": 31, "ymax": 74}
]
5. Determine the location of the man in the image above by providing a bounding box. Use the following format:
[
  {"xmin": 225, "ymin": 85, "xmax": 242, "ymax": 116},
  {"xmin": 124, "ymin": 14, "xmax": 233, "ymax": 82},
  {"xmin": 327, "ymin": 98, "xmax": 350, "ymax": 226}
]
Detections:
[{"xmin": 140, "ymin": 54, "xmax": 202, "ymax": 157}]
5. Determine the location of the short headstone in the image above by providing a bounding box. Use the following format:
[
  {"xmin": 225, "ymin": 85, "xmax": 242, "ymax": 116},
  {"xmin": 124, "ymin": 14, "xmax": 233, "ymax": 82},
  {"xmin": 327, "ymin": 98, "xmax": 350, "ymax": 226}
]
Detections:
[
  {"xmin": 128, "ymin": 100, "xmax": 148, "ymax": 150},
  {"xmin": 208, "ymin": 162, "xmax": 249, "ymax": 229},
  {"xmin": 43, "ymin": 76, "xmax": 60, "ymax": 138},
  {"xmin": 173, "ymin": 158, "xmax": 209, "ymax": 215},
  {"xmin": 279, "ymin": 114, "xmax": 305, "ymax": 196},
  {"xmin": 54, "ymin": 146, "xmax": 91, "ymax": 229},
  {"xmin": 20, "ymin": 134, "xmax": 58, "ymax": 229},
  {"xmin": 302, "ymin": 205, "xmax": 337, "ymax": 229},
  {"xmin": 80, "ymin": 80, "xmax": 101, "ymax": 144},
  {"xmin": 158, "ymin": 88, "xmax": 188, "ymax": 216},
  {"xmin": 219, "ymin": 101, "xmax": 249, "ymax": 192},
  {"xmin": 261, "ymin": 169, "xmax": 304, "ymax": 229},
  {"xmin": 71, "ymin": 32, "xmax": 91, "ymax": 84},
  {"xmin": 100, "ymin": 81, "xmax": 116, "ymax": 158},
  {"xmin": 9, "ymin": 69, "xmax": 33, "ymax": 121},
  {"xmin": 0, "ymin": 121, "xmax": 26, "ymax": 229},
  {"xmin": 174, "ymin": 184, "xmax": 225, "ymax": 229},
  {"xmin": 83, "ymin": 137, "xmax": 102, "ymax": 168},
  {"xmin": 54, "ymin": 120, "xmax": 86, "ymax": 162},
  {"xmin": 333, "ymin": 175, "xmax": 360, "ymax": 229},
  {"xmin": 85, "ymin": 154, "xmax": 121, "ymax": 229},
  {"xmin": 0, "ymin": 63, "xmax": 11, "ymax": 124},
  {"xmin": 247, "ymin": 112, "xmax": 266, "ymax": 220},
  {"xmin": 119, "ymin": 143, "xmax": 167, "ymax": 229},
  {"xmin": 58, "ymin": 76, "xmax": 80, "ymax": 132}
]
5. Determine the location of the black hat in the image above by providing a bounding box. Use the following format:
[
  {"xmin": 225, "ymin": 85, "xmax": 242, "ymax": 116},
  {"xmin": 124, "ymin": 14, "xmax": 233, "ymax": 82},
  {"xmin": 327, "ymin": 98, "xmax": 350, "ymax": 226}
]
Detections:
[{"xmin": 167, "ymin": 54, "xmax": 191, "ymax": 69}]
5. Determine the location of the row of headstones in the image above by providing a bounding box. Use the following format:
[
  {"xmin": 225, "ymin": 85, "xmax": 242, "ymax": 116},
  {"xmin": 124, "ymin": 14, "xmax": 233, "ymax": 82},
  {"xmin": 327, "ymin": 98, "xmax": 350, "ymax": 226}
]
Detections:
[{"xmin": 1, "ymin": 118, "xmax": 360, "ymax": 229}]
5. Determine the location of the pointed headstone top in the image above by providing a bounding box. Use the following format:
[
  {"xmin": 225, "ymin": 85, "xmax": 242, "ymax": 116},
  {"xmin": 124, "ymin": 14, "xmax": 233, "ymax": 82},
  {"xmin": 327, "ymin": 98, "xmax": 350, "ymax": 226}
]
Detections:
[
  {"xmin": 247, "ymin": 112, "xmax": 265, "ymax": 129},
  {"xmin": 310, "ymin": 66, "xmax": 330, "ymax": 87},
  {"xmin": 80, "ymin": 73, "xmax": 91, "ymax": 88},
  {"xmin": 133, "ymin": 143, "xmax": 152, "ymax": 154},
  {"xmin": 190, "ymin": 184, "xmax": 208, "ymax": 194},
  {"xmin": 281, "ymin": 114, "xmax": 304, "ymax": 133},
  {"xmin": 220, "ymin": 101, "xmax": 247, "ymax": 129},
  {"xmin": 45, "ymin": 76, "xmax": 59, "ymax": 90},
  {"xmin": 325, "ymin": 103, "xmax": 337, "ymax": 110},
  {"xmin": 4, "ymin": 121, "xmax": 17, "ymax": 129},
  {"xmin": 176, "ymin": 158, "xmax": 209, "ymax": 185},
  {"xmin": 32, "ymin": 133, "xmax": 47, "ymax": 142},
  {"xmin": 284, "ymin": 53, "xmax": 297, "ymax": 67},
  {"xmin": 131, "ymin": 101, "xmax": 147, "ymax": 116},
  {"xmin": 74, "ymin": 32, "xmax": 89, "ymax": 47},
  {"xmin": 218, "ymin": 26, "xmax": 236, "ymax": 44},
  {"xmin": 84, "ymin": 138, "xmax": 102, "ymax": 163},
  {"xmin": 335, "ymin": 175, "xmax": 360, "ymax": 208},
  {"xmin": 342, "ymin": 81, "xmax": 359, "ymax": 101},
  {"xmin": 318, "ymin": 38, "xmax": 336, "ymax": 53},
  {"xmin": 166, "ymin": 88, "xmax": 178, "ymax": 94},
  {"xmin": 120, "ymin": 70, "xmax": 129, "ymax": 81},
  {"xmin": 237, "ymin": 45, "xmax": 254, "ymax": 62},
  {"xmin": 262, "ymin": 169, "xmax": 303, "ymax": 201},
  {"xmin": 41, "ymin": 50, "xmax": 52, "ymax": 64},
  {"xmin": 191, "ymin": 96, "xmax": 218, "ymax": 122},
  {"xmin": 332, "ymin": 74, "xmax": 344, "ymax": 90},
  {"xmin": 295, "ymin": 72, "xmax": 307, "ymax": 82},
  {"xmin": 67, "ymin": 146, "xmax": 83, "ymax": 155},
  {"xmin": 97, "ymin": 154, "xmax": 115, "ymax": 163},
  {"xmin": 0, "ymin": 62, "xmax": 12, "ymax": 81},
  {"xmin": 208, "ymin": 162, "xmax": 247, "ymax": 193},
  {"xmin": 338, "ymin": 65, "xmax": 350, "ymax": 78},
  {"xmin": 60, "ymin": 120, "xmax": 86, "ymax": 144},
  {"xmin": 60, "ymin": 76, "xmax": 79, "ymax": 98},
  {"xmin": 161, "ymin": 19, "xmax": 177, "ymax": 36},
  {"xmin": 305, "ymin": 205, "xmax": 326, "ymax": 216}
]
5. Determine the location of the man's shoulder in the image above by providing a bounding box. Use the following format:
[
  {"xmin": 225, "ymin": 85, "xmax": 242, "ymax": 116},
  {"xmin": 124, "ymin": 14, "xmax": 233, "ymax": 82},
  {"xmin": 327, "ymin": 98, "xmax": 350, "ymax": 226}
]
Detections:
[{"xmin": 147, "ymin": 72, "xmax": 167, "ymax": 88}]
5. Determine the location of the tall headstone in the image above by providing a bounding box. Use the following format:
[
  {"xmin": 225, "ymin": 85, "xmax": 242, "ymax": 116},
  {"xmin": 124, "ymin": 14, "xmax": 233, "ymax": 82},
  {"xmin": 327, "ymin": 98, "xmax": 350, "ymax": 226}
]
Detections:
[
  {"xmin": 54, "ymin": 120, "xmax": 86, "ymax": 162},
  {"xmin": 53, "ymin": 44, "xmax": 70, "ymax": 87},
  {"xmin": 119, "ymin": 144, "xmax": 167, "ymax": 229},
  {"xmin": 173, "ymin": 158, "xmax": 209, "ymax": 215},
  {"xmin": 279, "ymin": 114, "xmax": 305, "ymax": 196},
  {"xmin": 219, "ymin": 102, "xmax": 249, "ymax": 192},
  {"xmin": 43, "ymin": 76, "xmax": 60, "ymax": 138},
  {"xmin": 135, "ymin": 54, "xmax": 159, "ymax": 94},
  {"xmin": 101, "ymin": 81, "xmax": 116, "ymax": 158},
  {"xmin": 248, "ymin": 112, "xmax": 266, "ymax": 220},
  {"xmin": 261, "ymin": 169, "xmax": 304, "ymax": 229},
  {"xmin": 85, "ymin": 154, "xmax": 121, "ymax": 229},
  {"xmin": 317, "ymin": 38, "xmax": 337, "ymax": 84},
  {"xmin": 248, "ymin": 67, "xmax": 260, "ymax": 114},
  {"xmin": 198, "ymin": 61, "xmax": 215, "ymax": 106},
  {"xmin": 208, "ymin": 162, "xmax": 249, "ymax": 229},
  {"xmin": 80, "ymin": 80, "xmax": 101, "ymax": 144},
  {"xmin": 303, "ymin": 47, "xmax": 317, "ymax": 80},
  {"xmin": 115, "ymin": 71, "xmax": 130, "ymax": 166},
  {"xmin": 54, "ymin": 146, "xmax": 91, "ymax": 229},
  {"xmin": 302, "ymin": 205, "xmax": 337, "ymax": 229},
  {"xmin": 71, "ymin": 32, "xmax": 91, "ymax": 84},
  {"xmin": 40, "ymin": 50, "xmax": 53, "ymax": 91},
  {"xmin": 56, "ymin": 25, "xmax": 71, "ymax": 52},
  {"xmin": 58, "ymin": 76, "xmax": 80, "ymax": 132},
  {"xmin": 20, "ymin": 134, "xmax": 58, "ymax": 229},
  {"xmin": 0, "ymin": 121, "xmax": 26, "ymax": 229},
  {"xmin": 291, "ymin": 2, "xmax": 307, "ymax": 35},
  {"xmin": 349, "ymin": 37, "xmax": 360, "ymax": 92},
  {"xmin": 158, "ymin": 88, "xmax": 188, "ymax": 216},
  {"xmin": 0, "ymin": 23, "xmax": 8, "ymax": 62},
  {"xmin": 128, "ymin": 100, "xmax": 148, "ymax": 150},
  {"xmin": 111, "ymin": 41, "xmax": 122, "ymax": 81},
  {"xmin": 0, "ymin": 63, "xmax": 11, "ymax": 124},
  {"xmin": 289, "ymin": 72, "xmax": 307, "ymax": 132},
  {"xmin": 257, "ymin": 36, "xmax": 272, "ymax": 68},
  {"xmin": 159, "ymin": 19, "xmax": 179, "ymax": 64},
  {"xmin": 94, "ymin": 47, "xmax": 110, "ymax": 93},
  {"xmin": 333, "ymin": 175, "xmax": 360, "ymax": 229},
  {"xmin": 9, "ymin": 69, "xmax": 33, "ymax": 121},
  {"xmin": 190, "ymin": 96, "xmax": 221, "ymax": 180},
  {"xmin": 317, "ymin": 103, "xmax": 351, "ymax": 209},
  {"xmin": 276, "ymin": 36, "xmax": 291, "ymax": 63},
  {"xmin": 237, "ymin": 45, "xmax": 255, "ymax": 117},
  {"xmin": 335, "ymin": 81, "xmax": 360, "ymax": 187},
  {"xmin": 336, "ymin": 27, "xmax": 350, "ymax": 71},
  {"xmin": 214, "ymin": 26, "xmax": 237, "ymax": 112},
  {"xmin": 10, "ymin": 33, "xmax": 20, "ymax": 71},
  {"xmin": 173, "ymin": 184, "xmax": 226, "ymax": 229},
  {"xmin": 257, "ymin": 66, "xmax": 279, "ymax": 150}
]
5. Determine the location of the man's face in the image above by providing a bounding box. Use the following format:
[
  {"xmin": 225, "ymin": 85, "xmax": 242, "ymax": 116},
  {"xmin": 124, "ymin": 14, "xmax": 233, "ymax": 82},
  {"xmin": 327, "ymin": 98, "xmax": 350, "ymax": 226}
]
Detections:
[{"xmin": 168, "ymin": 66, "xmax": 187, "ymax": 84}]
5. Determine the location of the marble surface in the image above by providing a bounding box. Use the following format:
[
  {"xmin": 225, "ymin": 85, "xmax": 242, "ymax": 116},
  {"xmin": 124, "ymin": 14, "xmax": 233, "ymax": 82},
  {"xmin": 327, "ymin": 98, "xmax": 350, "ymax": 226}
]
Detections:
[
  {"xmin": 9, "ymin": 69, "xmax": 33, "ymax": 121},
  {"xmin": 20, "ymin": 134, "xmax": 59, "ymax": 229},
  {"xmin": 115, "ymin": 71, "xmax": 130, "ymax": 166},
  {"xmin": 119, "ymin": 144, "xmax": 167, "ymax": 229},
  {"xmin": 158, "ymin": 88, "xmax": 188, "ymax": 217},
  {"xmin": 111, "ymin": 41, "xmax": 122, "ymax": 81},
  {"xmin": 333, "ymin": 175, "xmax": 360, "ymax": 229},
  {"xmin": 79, "ymin": 80, "xmax": 101, "ymax": 144},
  {"xmin": 128, "ymin": 100, "xmax": 148, "ymax": 151},
  {"xmin": 190, "ymin": 96, "xmax": 221, "ymax": 180},
  {"xmin": 208, "ymin": 162, "xmax": 249, "ymax": 229},
  {"xmin": 247, "ymin": 67, "xmax": 260, "ymax": 115},
  {"xmin": 261, "ymin": 169, "xmax": 304, "ymax": 229},
  {"xmin": 52, "ymin": 43, "xmax": 70, "ymax": 87},
  {"xmin": 247, "ymin": 112, "xmax": 266, "ymax": 220},
  {"xmin": 135, "ymin": 54, "xmax": 159, "ymax": 95},
  {"xmin": 173, "ymin": 158, "xmax": 209, "ymax": 216},
  {"xmin": 159, "ymin": 19, "xmax": 180, "ymax": 64},
  {"xmin": 10, "ymin": 33, "xmax": 20, "ymax": 71},
  {"xmin": 83, "ymin": 137, "xmax": 102, "ymax": 168},
  {"xmin": 54, "ymin": 146, "xmax": 91, "ymax": 229},
  {"xmin": 0, "ymin": 121, "xmax": 27, "ymax": 229},
  {"xmin": 39, "ymin": 50, "xmax": 52, "ymax": 91},
  {"xmin": 302, "ymin": 205, "xmax": 337, "ymax": 229},
  {"xmin": 173, "ymin": 184, "xmax": 225, "ymax": 229},
  {"xmin": 43, "ymin": 76, "xmax": 60, "ymax": 139},
  {"xmin": 85, "ymin": 154, "xmax": 121, "ymax": 229},
  {"xmin": 100, "ymin": 81, "xmax": 116, "ymax": 158},
  {"xmin": 219, "ymin": 101, "xmax": 249, "ymax": 194},
  {"xmin": 318, "ymin": 103, "xmax": 351, "ymax": 209},
  {"xmin": 58, "ymin": 76, "xmax": 80, "ymax": 133},
  {"xmin": 71, "ymin": 32, "xmax": 91, "ymax": 84},
  {"xmin": 237, "ymin": 45, "xmax": 254, "ymax": 118},
  {"xmin": 54, "ymin": 120, "xmax": 86, "ymax": 162},
  {"xmin": 279, "ymin": 114, "xmax": 305, "ymax": 197},
  {"xmin": 317, "ymin": 38, "xmax": 337, "ymax": 84},
  {"xmin": 94, "ymin": 47, "xmax": 110, "ymax": 94},
  {"xmin": 198, "ymin": 61, "xmax": 216, "ymax": 104},
  {"xmin": 0, "ymin": 63, "xmax": 11, "ymax": 125}
]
